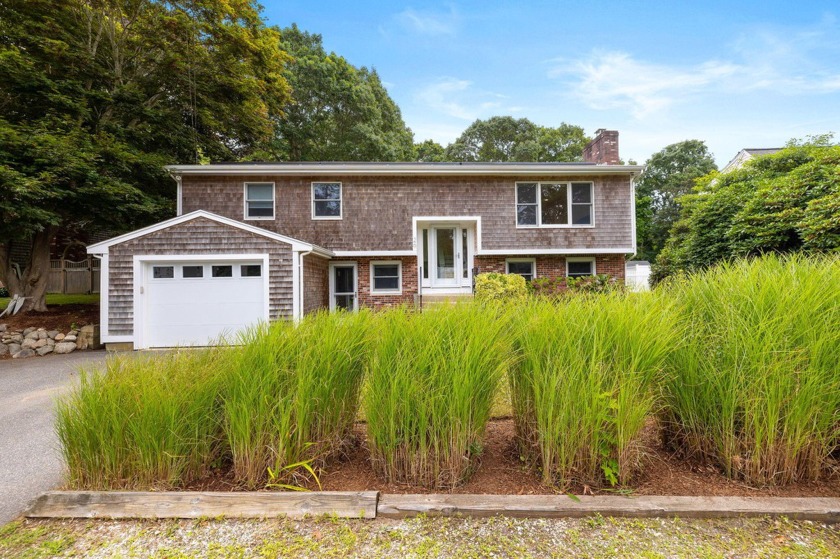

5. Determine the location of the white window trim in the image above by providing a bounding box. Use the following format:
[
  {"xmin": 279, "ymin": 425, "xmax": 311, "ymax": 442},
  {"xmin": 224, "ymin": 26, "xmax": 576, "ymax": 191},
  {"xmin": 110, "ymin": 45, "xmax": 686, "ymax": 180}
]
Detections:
[
  {"xmin": 515, "ymin": 181, "xmax": 595, "ymax": 229},
  {"xmin": 505, "ymin": 258, "xmax": 536, "ymax": 281},
  {"xmin": 566, "ymin": 256, "xmax": 596, "ymax": 278},
  {"xmin": 311, "ymin": 181, "xmax": 343, "ymax": 220},
  {"xmin": 370, "ymin": 260, "xmax": 402, "ymax": 295},
  {"xmin": 243, "ymin": 182, "xmax": 276, "ymax": 221}
]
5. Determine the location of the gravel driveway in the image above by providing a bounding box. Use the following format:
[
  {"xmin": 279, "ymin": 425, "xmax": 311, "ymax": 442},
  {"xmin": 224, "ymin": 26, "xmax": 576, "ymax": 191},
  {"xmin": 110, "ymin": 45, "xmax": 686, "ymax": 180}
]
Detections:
[{"xmin": 0, "ymin": 351, "xmax": 109, "ymax": 525}]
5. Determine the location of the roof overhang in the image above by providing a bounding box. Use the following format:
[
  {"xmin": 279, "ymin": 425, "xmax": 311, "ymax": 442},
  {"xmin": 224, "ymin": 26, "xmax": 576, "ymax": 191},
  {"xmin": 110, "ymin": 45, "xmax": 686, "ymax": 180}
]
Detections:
[
  {"xmin": 87, "ymin": 210, "xmax": 334, "ymax": 257},
  {"xmin": 165, "ymin": 162, "xmax": 644, "ymax": 177}
]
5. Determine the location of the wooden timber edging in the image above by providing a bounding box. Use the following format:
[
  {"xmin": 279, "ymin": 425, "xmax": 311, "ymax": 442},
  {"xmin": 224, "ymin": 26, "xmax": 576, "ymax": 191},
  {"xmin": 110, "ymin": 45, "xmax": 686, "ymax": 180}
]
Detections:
[
  {"xmin": 25, "ymin": 491, "xmax": 378, "ymax": 520},
  {"xmin": 25, "ymin": 491, "xmax": 840, "ymax": 522}
]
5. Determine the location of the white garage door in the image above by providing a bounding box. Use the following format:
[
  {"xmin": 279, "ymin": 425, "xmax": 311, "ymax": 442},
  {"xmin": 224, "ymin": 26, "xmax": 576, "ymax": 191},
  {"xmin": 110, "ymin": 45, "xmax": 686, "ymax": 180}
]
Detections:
[{"xmin": 143, "ymin": 260, "xmax": 267, "ymax": 348}]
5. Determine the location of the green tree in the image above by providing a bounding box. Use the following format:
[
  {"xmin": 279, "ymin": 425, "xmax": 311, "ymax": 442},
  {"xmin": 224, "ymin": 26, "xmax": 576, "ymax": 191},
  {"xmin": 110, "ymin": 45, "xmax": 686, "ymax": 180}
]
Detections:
[
  {"xmin": 635, "ymin": 140, "xmax": 717, "ymax": 261},
  {"xmin": 0, "ymin": 0, "xmax": 291, "ymax": 312},
  {"xmin": 444, "ymin": 116, "xmax": 588, "ymax": 162},
  {"xmin": 270, "ymin": 25, "xmax": 414, "ymax": 161},
  {"xmin": 413, "ymin": 139, "xmax": 447, "ymax": 162},
  {"xmin": 652, "ymin": 138, "xmax": 840, "ymax": 283}
]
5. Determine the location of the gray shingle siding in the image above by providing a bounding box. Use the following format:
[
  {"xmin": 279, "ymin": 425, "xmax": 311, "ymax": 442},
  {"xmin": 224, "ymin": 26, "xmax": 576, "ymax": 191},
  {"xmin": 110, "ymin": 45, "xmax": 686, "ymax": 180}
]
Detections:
[{"xmin": 181, "ymin": 175, "xmax": 633, "ymax": 251}]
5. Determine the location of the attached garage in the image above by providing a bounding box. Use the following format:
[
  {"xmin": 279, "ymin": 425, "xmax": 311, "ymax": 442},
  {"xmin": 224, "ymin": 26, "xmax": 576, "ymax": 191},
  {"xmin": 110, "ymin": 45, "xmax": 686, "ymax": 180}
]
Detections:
[
  {"xmin": 88, "ymin": 211, "xmax": 332, "ymax": 350},
  {"xmin": 140, "ymin": 258, "xmax": 268, "ymax": 348}
]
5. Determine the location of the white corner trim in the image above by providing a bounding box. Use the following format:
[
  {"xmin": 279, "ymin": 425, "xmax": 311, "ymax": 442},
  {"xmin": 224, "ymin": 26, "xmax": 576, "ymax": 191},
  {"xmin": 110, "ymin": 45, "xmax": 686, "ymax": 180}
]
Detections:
[
  {"xmin": 131, "ymin": 254, "xmax": 270, "ymax": 350},
  {"xmin": 86, "ymin": 210, "xmax": 333, "ymax": 257},
  {"xmin": 630, "ymin": 175, "xmax": 638, "ymax": 257},
  {"xmin": 175, "ymin": 175, "xmax": 183, "ymax": 217},
  {"xmin": 292, "ymin": 251, "xmax": 301, "ymax": 321},
  {"xmin": 94, "ymin": 254, "xmax": 109, "ymax": 340},
  {"xmin": 476, "ymin": 247, "xmax": 634, "ymax": 256}
]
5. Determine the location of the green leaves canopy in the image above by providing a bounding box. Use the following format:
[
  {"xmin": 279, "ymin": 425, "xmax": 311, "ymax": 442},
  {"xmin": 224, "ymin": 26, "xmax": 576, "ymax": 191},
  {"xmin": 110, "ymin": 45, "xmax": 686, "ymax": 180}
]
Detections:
[
  {"xmin": 653, "ymin": 139, "xmax": 840, "ymax": 282},
  {"xmin": 444, "ymin": 116, "xmax": 588, "ymax": 162}
]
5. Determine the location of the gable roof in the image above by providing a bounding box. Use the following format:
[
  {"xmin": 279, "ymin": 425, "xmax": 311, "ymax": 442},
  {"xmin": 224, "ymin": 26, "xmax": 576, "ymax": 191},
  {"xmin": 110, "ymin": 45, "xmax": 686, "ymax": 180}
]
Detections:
[
  {"xmin": 87, "ymin": 210, "xmax": 333, "ymax": 257},
  {"xmin": 165, "ymin": 162, "xmax": 644, "ymax": 177},
  {"xmin": 721, "ymin": 148, "xmax": 784, "ymax": 173}
]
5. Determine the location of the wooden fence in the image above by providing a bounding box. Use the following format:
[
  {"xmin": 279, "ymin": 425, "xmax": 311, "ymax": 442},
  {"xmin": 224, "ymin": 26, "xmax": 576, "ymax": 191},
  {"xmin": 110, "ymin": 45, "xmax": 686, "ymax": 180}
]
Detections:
[{"xmin": 48, "ymin": 258, "xmax": 100, "ymax": 294}]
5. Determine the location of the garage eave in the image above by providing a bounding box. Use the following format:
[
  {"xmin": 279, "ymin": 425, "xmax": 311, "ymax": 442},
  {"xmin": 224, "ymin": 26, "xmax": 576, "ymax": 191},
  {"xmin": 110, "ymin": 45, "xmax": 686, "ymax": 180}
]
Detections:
[{"xmin": 86, "ymin": 210, "xmax": 334, "ymax": 257}]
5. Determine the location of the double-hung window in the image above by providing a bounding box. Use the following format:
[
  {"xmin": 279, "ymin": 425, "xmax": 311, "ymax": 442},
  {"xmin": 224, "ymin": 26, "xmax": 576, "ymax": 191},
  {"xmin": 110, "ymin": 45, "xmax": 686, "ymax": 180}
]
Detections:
[
  {"xmin": 516, "ymin": 182, "xmax": 593, "ymax": 227},
  {"xmin": 567, "ymin": 258, "xmax": 596, "ymax": 278},
  {"xmin": 370, "ymin": 261, "xmax": 401, "ymax": 294},
  {"xmin": 506, "ymin": 259, "xmax": 536, "ymax": 282},
  {"xmin": 312, "ymin": 182, "xmax": 342, "ymax": 219},
  {"xmin": 244, "ymin": 183, "xmax": 275, "ymax": 219}
]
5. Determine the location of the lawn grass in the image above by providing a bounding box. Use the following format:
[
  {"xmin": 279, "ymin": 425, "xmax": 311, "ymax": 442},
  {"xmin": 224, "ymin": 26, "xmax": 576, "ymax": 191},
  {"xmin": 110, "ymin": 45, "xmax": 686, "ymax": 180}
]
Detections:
[{"xmin": 0, "ymin": 293, "xmax": 99, "ymax": 308}]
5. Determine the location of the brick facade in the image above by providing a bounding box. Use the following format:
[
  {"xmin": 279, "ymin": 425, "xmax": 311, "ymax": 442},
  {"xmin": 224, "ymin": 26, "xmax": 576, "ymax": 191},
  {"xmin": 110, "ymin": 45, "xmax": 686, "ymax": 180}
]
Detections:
[
  {"xmin": 332, "ymin": 256, "xmax": 418, "ymax": 309},
  {"xmin": 474, "ymin": 254, "xmax": 626, "ymax": 280}
]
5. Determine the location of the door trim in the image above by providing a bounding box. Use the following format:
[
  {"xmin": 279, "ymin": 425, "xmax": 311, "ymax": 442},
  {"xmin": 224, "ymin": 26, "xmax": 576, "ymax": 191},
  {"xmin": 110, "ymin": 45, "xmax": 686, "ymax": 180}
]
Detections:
[{"xmin": 328, "ymin": 261, "xmax": 358, "ymax": 311}]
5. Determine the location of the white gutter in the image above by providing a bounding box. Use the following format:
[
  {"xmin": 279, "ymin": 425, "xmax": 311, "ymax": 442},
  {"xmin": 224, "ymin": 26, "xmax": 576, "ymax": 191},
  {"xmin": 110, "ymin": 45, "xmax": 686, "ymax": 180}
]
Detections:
[{"xmin": 165, "ymin": 163, "xmax": 645, "ymax": 177}]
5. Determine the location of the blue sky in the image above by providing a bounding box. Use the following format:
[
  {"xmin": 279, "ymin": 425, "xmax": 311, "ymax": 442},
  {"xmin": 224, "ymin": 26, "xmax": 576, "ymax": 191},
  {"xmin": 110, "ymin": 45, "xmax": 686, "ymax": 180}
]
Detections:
[{"xmin": 262, "ymin": 1, "xmax": 840, "ymax": 167}]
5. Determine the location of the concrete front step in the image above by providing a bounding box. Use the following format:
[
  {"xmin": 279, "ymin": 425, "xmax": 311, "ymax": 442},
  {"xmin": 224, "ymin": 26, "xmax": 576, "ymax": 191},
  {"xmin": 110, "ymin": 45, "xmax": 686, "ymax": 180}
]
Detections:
[{"xmin": 420, "ymin": 294, "xmax": 474, "ymax": 308}]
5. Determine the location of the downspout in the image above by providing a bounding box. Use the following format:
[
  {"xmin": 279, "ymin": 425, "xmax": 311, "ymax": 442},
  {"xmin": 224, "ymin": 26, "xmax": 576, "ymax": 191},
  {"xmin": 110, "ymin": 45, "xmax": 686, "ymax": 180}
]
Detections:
[
  {"xmin": 298, "ymin": 250, "xmax": 313, "ymax": 321},
  {"xmin": 629, "ymin": 171, "xmax": 639, "ymax": 260}
]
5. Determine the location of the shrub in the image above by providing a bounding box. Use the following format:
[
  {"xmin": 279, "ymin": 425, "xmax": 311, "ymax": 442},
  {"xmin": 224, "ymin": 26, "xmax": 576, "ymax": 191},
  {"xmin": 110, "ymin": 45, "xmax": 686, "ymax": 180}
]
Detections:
[
  {"xmin": 474, "ymin": 272, "xmax": 528, "ymax": 302},
  {"xmin": 364, "ymin": 304, "xmax": 515, "ymax": 488},
  {"xmin": 661, "ymin": 253, "xmax": 840, "ymax": 484},
  {"xmin": 509, "ymin": 295, "xmax": 678, "ymax": 488},
  {"xmin": 57, "ymin": 349, "xmax": 227, "ymax": 489},
  {"xmin": 530, "ymin": 274, "xmax": 624, "ymax": 298},
  {"xmin": 221, "ymin": 310, "xmax": 372, "ymax": 489}
]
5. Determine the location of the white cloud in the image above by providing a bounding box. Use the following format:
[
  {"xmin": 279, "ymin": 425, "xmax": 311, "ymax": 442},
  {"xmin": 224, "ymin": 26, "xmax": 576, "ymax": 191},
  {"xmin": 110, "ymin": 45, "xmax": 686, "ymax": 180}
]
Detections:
[
  {"xmin": 554, "ymin": 41, "xmax": 840, "ymax": 120},
  {"xmin": 414, "ymin": 78, "xmax": 519, "ymax": 121},
  {"xmin": 395, "ymin": 7, "xmax": 457, "ymax": 36}
]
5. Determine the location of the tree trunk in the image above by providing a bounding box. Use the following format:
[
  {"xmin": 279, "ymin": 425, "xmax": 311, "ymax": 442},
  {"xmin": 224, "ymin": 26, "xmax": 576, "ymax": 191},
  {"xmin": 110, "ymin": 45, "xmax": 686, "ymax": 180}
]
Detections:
[{"xmin": 0, "ymin": 226, "xmax": 58, "ymax": 314}]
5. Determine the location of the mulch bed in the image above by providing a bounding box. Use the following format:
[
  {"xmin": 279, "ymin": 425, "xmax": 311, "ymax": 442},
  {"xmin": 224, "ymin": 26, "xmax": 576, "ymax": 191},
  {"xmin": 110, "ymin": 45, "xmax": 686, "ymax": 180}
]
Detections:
[
  {"xmin": 1, "ymin": 304, "xmax": 98, "ymax": 334},
  {"xmin": 185, "ymin": 418, "xmax": 840, "ymax": 497}
]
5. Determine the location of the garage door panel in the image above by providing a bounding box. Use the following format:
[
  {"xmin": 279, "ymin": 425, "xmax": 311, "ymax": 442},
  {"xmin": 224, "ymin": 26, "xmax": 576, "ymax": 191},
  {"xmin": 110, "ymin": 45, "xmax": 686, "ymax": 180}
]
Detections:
[{"xmin": 143, "ymin": 260, "xmax": 266, "ymax": 348}]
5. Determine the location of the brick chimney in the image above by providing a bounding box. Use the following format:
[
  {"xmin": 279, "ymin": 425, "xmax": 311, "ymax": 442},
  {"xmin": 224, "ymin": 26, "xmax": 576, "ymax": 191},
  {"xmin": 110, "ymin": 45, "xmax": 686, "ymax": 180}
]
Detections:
[{"xmin": 583, "ymin": 129, "xmax": 620, "ymax": 165}]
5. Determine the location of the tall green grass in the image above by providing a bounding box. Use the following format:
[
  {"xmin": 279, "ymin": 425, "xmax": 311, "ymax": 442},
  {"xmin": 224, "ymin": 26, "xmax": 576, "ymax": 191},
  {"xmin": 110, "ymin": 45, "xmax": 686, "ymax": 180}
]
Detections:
[
  {"xmin": 364, "ymin": 304, "xmax": 515, "ymax": 488},
  {"xmin": 510, "ymin": 295, "xmax": 678, "ymax": 488},
  {"xmin": 661, "ymin": 254, "xmax": 840, "ymax": 484},
  {"xmin": 221, "ymin": 310, "xmax": 372, "ymax": 488},
  {"xmin": 57, "ymin": 349, "xmax": 226, "ymax": 489}
]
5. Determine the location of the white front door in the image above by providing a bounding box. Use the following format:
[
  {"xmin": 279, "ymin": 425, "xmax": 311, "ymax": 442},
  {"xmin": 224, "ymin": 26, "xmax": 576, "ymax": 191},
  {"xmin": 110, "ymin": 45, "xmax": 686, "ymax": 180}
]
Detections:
[
  {"xmin": 329, "ymin": 262, "xmax": 358, "ymax": 311},
  {"xmin": 421, "ymin": 225, "xmax": 473, "ymax": 290}
]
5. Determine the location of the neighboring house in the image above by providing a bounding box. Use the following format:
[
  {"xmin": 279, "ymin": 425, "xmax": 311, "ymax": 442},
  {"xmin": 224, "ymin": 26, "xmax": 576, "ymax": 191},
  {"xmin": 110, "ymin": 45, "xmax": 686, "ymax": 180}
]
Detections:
[
  {"xmin": 720, "ymin": 148, "xmax": 782, "ymax": 174},
  {"xmin": 88, "ymin": 130, "xmax": 643, "ymax": 349}
]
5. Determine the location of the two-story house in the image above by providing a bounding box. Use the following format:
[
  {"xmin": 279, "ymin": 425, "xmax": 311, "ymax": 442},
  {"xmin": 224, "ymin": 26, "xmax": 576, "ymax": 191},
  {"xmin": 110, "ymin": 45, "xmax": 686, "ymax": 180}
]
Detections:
[{"xmin": 88, "ymin": 129, "xmax": 641, "ymax": 349}]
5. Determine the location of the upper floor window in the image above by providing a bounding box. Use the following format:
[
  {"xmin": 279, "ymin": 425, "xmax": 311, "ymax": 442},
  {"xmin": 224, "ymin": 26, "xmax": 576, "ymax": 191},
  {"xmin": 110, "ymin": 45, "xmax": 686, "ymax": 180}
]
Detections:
[
  {"xmin": 244, "ymin": 183, "xmax": 275, "ymax": 220},
  {"xmin": 516, "ymin": 182, "xmax": 593, "ymax": 227},
  {"xmin": 312, "ymin": 182, "xmax": 342, "ymax": 220}
]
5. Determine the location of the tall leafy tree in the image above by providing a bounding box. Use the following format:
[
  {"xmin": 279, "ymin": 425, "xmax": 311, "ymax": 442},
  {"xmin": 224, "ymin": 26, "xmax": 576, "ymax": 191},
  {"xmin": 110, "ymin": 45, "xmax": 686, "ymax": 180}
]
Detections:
[
  {"xmin": 634, "ymin": 140, "xmax": 717, "ymax": 262},
  {"xmin": 653, "ymin": 138, "xmax": 840, "ymax": 282},
  {"xmin": 413, "ymin": 139, "xmax": 446, "ymax": 162},
  {"xmin": 0, "ymin": 0, "xmax": 291, "ymax": 312},
  {"xmin": 444, "ymin": 116, "xmax": 588, "ymax": 162},
  {"xmin": 269, "ymin": 25, "xmax": 414, "ymax": 161}
]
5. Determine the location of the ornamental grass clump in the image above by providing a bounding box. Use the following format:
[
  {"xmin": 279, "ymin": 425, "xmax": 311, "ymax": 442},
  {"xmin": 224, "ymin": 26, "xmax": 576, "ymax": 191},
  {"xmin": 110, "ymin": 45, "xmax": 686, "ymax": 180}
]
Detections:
[
  {"xmin": 220, "ymin": 310, "xmax": 372, "ymax": 489},
  {"xmin": 661, "ymin": 254, "xmax": 840, "ymax": 485},
  {"xmin": 509, "ymin": 295, "xmax": 678, "ymax": 489},
  {"xmin": 57, "ymin": 349, "xmax": 227, "ymax": 489},
  {"xmin": 365, "ymin": 304, "xmax": 515, "ymax": 488}
]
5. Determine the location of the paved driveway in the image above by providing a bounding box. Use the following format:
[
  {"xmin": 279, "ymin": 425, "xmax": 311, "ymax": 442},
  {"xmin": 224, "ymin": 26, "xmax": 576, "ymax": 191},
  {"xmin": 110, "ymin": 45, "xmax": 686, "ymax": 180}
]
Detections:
[{"xmin": 0, "ymin": 351, "xmax": 109, "ymax": 525}]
